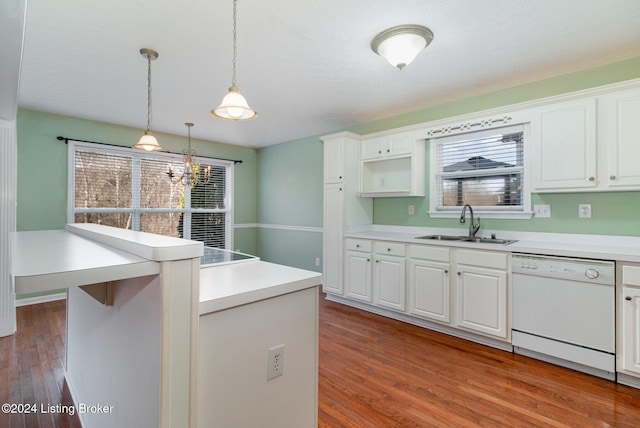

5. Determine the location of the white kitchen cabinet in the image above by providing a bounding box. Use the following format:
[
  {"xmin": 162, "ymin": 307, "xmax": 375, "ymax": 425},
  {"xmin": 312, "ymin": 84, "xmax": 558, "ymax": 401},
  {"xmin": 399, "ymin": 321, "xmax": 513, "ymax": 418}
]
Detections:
[
  {"xmin": 373, "ymin": 241, "xmax": 406, "ymax": 312},
  {"xmin": 603, "ymin": 88, "xmax": 640, "ymax": 189},
  {"xmin": 344, "ymin": 239, "xmax": 372, "ymax": 302},
  {"xmin": 361, "ymin": 133, "xmax": 413, "ymax": 160},
  {"xmin": 532, "ymin": 87, "xmax": 640, "ymax": 193},
  {"xmin": 455, "ymin": 249, "xmax": 509, "ymax": 340},
  {"xmin": 531, "ymin": 98, "xmax": 597, "ymax": 191},
  {"xmin": 619, "ymin": 265, "xmax": 640, "ymax": 381},
  {"xmin": 360, "ymin": 131, "xmax": 425, "ymax": 197},
  {"xmin": 408, "ymin": 245, "xmax": 451, "ymax": 324},
  {"xmin": 321, "ymin": 133, "xmax": 373, "ymax": 296}
]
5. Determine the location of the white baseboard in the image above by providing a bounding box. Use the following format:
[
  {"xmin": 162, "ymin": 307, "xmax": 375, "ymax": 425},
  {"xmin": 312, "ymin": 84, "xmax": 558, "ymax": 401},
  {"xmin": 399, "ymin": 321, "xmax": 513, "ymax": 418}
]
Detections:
[{"xmin": 15, "ymin": 292, "xmax": 66, "ymax": 307}]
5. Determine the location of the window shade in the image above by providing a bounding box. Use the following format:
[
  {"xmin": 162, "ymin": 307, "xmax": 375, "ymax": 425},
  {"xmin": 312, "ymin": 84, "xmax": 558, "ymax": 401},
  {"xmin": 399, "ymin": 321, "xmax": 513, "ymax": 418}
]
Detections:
[
  {"xmin": 433, "ymin": 125, "xmax": 524, "ymax": 211},
  {"xmin": 70, "ymin": 142, "xmax": 233, "ymax": 249}
]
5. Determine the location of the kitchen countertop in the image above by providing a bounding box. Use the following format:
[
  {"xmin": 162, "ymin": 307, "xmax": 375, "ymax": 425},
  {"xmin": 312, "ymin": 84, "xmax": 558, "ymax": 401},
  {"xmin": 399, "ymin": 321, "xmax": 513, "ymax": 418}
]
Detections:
[
  {"xmin": 11, "ymin": 224, "xmax": 203, "ymax": 294},
  {"xmin": 345, "ymin": 226, "xmax": 640, "ymax": 263},
  {"xmin": 199, "ymin": 260, "xmax": 322, "ymax": 315}
]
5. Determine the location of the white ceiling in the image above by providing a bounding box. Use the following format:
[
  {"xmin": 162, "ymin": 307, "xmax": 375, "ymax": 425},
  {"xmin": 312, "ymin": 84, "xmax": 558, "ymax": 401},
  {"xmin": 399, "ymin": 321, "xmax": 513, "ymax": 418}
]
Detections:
[{"xmin": 16, "ymin": 0, "xmax": 640, "ymax": 147}]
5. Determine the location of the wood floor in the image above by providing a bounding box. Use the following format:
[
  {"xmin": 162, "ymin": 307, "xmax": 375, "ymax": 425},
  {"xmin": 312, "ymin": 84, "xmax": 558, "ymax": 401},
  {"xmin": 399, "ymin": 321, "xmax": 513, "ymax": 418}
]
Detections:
[{"xmin": 2, "ymin": 297, "xmax": 640, "ymax": 427}]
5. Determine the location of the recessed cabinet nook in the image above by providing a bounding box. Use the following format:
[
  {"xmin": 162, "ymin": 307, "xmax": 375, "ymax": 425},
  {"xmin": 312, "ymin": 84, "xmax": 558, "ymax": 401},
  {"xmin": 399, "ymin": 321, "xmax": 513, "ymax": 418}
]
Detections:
[{"xmin": 321, "ymin": 78, "xmax": 640, "ymax": 390}]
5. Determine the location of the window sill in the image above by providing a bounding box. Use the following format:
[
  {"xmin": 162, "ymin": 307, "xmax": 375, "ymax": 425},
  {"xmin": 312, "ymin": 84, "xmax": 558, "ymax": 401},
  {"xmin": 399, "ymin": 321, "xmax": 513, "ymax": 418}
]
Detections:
[{"xmin": 428, "ymin": 210, "xmax": 534, "ymax": 220}]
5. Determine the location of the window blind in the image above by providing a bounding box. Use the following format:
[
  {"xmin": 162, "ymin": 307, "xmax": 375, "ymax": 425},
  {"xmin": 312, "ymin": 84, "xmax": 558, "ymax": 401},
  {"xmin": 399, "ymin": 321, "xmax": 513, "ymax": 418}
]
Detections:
[
  {"xmin": 70, "ymin": 142, "xmax": 233, "ymax": 249},
  {"xmin": 433, "ymin": 125, "xmax": 524, "ymax": 211}
]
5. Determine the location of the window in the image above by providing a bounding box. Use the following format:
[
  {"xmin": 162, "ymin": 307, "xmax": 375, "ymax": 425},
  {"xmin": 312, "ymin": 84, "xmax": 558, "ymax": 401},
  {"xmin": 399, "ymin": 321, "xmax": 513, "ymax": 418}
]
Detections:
[
  {"xmin": 69, "ymin": 141, "xmax": 234, "ymax": 249},
  {"xmin": 429, "ymin": 124, "xmax": 531, "ymax": 218}
]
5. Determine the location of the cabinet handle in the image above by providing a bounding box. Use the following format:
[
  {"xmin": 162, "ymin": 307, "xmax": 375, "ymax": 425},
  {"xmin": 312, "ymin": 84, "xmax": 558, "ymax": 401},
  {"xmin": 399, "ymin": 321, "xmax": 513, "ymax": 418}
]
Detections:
[
  {"xmin": 589, "ymin": 176, "xmax": 595, "ymax": 181},
  {"xmin": 610, "ymin": 175, "xmax": 616, "ymax": 180},
  {"xmin": 457, "ymin": 272, "xmax": 461, "ymax": 276},
  {"xmin": 387, "ymin": 248, "xmax": 391, "ymax": 252},
  {"xmin": 626, "ymin": 296, "xmax": 632, "ymax": 301},
  {"xmin": 376, "ymin": 260, "xmax": 379, "ymax": 263},
  {"xmin": 378, "ymin": 150, "xmax": 382, "ymax": 154},
  {"xmin": 386, "ymin": 149, "xmax": 390, "ymax": 153},
  {"xmin": 356, "ymin": 244, "xmax": 360, "ymax": 248},
  {"xmin": 367, "ymin": 258, "xmax": 370, "ymax": 262},
  {"xmin": 444, "ymin": 269, "xmax": 448, "ymax": 274},
  {"xmin": 339, "ymin": 176, "xmax": 343, "ymax": 179},
  {"xmin": 339, "ymin": 188, "xmax": 343, "ymax": 191}
]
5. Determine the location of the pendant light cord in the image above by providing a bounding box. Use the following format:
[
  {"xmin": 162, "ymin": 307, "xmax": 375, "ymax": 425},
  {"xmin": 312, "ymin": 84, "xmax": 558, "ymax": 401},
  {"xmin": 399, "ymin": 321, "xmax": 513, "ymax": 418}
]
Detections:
[
  {"xmin": 146, "ymin": 54, "xmax": 152, "ymax": 132},
  {"xmin": 231, "ymin": 0, "xmax": 237, "ymax": 87}
]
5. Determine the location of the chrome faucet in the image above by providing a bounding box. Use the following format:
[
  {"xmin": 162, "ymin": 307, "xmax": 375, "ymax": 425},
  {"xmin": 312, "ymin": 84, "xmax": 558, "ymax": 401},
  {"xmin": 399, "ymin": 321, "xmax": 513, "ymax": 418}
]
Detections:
[{"xmin": 460, "ymin": 204, "xmax": 481, "ymax": 238}]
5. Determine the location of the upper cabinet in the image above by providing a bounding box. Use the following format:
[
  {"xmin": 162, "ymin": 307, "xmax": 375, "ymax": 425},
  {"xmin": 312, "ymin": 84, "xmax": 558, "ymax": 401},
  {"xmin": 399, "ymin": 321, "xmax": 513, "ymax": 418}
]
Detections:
[
  {"xmin": 531, "ymin": 98, "xmax": 597, "ymax": 191},
  {"xmin": 532, "ymin": 86, "xmax": 640, "ymax": 193},
  {"xmin": 359, "ymin": 131, "xmax": 426, "ymax": 197},
  {"xmin": 603, "ymin": 88, "xmax": 640, "ymax": 189}
]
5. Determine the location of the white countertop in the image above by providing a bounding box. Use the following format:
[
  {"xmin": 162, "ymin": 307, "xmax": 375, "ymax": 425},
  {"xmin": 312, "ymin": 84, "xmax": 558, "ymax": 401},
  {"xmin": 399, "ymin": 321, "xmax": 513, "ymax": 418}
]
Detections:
[
  {"xmin": 11, "ymin": 224, "xmax": 204, "ymax": 294},
  {"xmin": 345, "ymin": 226, "xmax": 640, "ymax": 263},
  {"xmin": 199, "ymin": 260, "xmax": 322, "ymax": 315}
]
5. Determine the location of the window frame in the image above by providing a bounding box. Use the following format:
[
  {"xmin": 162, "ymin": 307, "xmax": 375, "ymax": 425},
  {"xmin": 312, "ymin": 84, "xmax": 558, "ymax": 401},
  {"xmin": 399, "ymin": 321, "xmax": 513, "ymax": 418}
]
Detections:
[
  {"xmin": 428, "ymin": 124, "xmax": 533, "ymax": 219},
  {"xmin": 67, "ymin": 140, "xmax": 235, "ymax": 249}
]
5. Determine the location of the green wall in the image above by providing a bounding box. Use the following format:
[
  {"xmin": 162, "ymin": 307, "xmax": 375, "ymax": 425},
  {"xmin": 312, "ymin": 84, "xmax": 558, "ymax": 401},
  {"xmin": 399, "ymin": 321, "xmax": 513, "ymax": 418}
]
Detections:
[{"xmin": 255, "ymin": 55, "xmax": 640, "ymax": 275}]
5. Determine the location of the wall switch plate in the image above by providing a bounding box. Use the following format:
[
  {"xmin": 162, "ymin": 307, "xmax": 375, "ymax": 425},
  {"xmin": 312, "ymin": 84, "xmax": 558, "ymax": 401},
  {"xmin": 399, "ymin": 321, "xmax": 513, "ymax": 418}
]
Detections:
[
  {"xmin": 315, "ymin": 258, "xmax": 320, "ymax": 267},
  {"xmin": 408, "ymin": 205, "xmax": 415, "ymax": 215},
  {"xmin": 534, "ymin": 204, "xmax": 551, "ymax": 218},
  {"xmin": 267, "ymin": 345, "xmax": 285, "ymax": 381},
  {"xmin": 579, "ymin": 204, "xmax": 592, "ymax": 218}
]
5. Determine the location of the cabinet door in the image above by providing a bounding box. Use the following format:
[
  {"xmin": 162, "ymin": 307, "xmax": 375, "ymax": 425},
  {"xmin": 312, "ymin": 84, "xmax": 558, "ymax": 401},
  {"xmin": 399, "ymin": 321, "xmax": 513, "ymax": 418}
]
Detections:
[
  {"xmin": 322, "ymin": 184, "xmax": 343, "ymax": 294},
  {"xmin": 621, "ymin": 287, "xmax": 640, "ymax": 375},
  {"xmin": 532, "ymin": 98, "xmax": 597, "ymax": 191},
  {"xmin": 345, "ymin": 250, "xmax": 372, "ymax": 302},
  {"xmin": 456, "ymin": 265, "xmax": 508, "ymax": 339},
  {"xmin": 361, "ymin": 138, "xmax": 383, "ymax": 160},
  {"xmin": 324, "ymin": 138, "xmax": 344, "ymax": 183},
  {"xmin": 408, "ymin": 259, "xmax": 450, "ymax": 323},
  {"xmin": 374, "ymin": 255, "xmax": 406, "ymax": 311},
  {"xmin": 386, "ymin": 134, "xmax": 412, "ymax": 157},
  {"xmin": 605, "ymin": 89, "xmax": 640, "ymax": 189}
]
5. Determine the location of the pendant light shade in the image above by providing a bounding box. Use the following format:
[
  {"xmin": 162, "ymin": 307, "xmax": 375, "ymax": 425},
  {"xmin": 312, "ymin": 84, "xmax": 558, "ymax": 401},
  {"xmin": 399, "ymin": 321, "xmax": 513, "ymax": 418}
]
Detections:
[
  {"xmin": 211, "ymin": 0, "xmax": 257, "ymax": 121},
  {"xmin": 134, "ymin": 48, "xmax": 163, "ymax": 151},
  {"xmin": 371, "ymin": 25, "xmax": 434, "ymax": 70},
  {"xmin": 212, "ymin": 85, "xmax": 256, "ymax": 120}
]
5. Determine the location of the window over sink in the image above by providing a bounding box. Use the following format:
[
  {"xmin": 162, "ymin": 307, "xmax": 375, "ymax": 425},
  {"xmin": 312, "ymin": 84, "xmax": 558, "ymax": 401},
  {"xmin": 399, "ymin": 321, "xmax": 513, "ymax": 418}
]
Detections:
[{"xmin": 429, "ymin": 124, "xmax": 532, "ymax": 219}]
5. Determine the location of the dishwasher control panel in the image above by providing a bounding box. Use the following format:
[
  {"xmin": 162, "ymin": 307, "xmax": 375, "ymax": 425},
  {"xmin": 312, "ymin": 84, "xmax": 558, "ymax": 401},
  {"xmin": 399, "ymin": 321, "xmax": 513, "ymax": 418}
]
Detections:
[{"xmin": 512, "ymin": 254, "xmax": 615, "ymax": 285}]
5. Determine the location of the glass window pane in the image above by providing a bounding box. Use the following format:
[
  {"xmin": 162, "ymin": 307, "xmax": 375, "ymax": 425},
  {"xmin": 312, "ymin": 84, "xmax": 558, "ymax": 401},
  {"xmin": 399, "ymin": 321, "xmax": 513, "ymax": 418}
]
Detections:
[
  {"xmin": 140, "ymin": 213, "xmax": 181, "ymax": 237},
  {"xmin": 141, "ymin": 158, "xmax": 184, "ymax": 209},
  {"xmin": 75, "ymin": 151, "xmax": 132, "ymax": 208}
]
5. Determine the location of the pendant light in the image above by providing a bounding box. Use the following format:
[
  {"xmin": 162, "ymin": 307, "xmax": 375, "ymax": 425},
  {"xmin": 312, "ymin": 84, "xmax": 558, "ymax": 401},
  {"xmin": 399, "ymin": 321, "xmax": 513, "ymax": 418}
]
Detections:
[
  {"xmin": 371, "ymin": 25, "xmax": 434, "ymax": 70},
  {"xmin": 211, "ymin": 0, "xmax": 257, "ymax": 120},
  {"xmin": 134, "ymin": 48, "xmax": 163, "ymax": 151}
]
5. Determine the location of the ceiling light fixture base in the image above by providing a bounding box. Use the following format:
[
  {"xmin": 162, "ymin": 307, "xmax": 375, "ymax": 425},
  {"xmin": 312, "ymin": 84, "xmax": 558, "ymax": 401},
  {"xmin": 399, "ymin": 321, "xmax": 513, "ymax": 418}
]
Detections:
[{"xmin": 371, "ymin": 24, "xmax": 434, "ymax": 70}]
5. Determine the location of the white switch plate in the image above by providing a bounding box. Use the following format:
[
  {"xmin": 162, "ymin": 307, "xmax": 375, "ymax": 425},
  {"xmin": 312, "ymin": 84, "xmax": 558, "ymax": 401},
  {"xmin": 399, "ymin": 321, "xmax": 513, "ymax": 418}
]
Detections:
[
  {"xmin": 579, "ymin": 204, "xmax": 592, "ymax": 218},
  {"xmin": 534, "ymin": 204, "xmax": 551, "ymax": 218},
  {"xmin": 408, "ymin": 205, "xmax": 415, "ymax": 215}
]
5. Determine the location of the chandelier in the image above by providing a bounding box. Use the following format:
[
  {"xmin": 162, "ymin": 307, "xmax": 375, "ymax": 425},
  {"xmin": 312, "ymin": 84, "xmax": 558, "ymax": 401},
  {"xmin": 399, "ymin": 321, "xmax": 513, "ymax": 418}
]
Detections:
[{"xmin": 166, "ymin": 123, "xmax": 211, "ymax": 186}]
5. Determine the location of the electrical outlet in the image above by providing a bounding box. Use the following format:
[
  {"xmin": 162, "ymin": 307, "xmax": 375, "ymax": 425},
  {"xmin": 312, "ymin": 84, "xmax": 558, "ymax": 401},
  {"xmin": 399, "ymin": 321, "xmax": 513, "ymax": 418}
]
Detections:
[
  {"xmin": 315, "ymin": 257, "xmax": 320, "ymax": 267},
  {"xmin": 579, "ymin": 204, "xmax": 592, "ymax": 218},
  {"xmin": 267, "ymin": 345, "xmax": 285, "ymax": 380},
  {"xmin": 533, "ymin": 204, "xmax": 551, "ymax": 218}
]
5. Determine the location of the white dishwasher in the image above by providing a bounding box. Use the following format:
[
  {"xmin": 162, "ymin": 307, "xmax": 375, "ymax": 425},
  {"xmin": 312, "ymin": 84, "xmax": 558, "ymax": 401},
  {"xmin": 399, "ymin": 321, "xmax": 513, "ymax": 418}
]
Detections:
[{"xmin": 512, "ymin": 253, "xmax": 615, "ymax": 380}]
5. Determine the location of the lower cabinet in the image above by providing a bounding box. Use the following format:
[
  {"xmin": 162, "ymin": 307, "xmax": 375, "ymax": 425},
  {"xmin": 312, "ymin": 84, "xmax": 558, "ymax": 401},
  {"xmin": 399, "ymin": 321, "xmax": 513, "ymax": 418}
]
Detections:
[
  {"xmin": 619, "ymin": 265, "xmax": 640, "ymax": 379},
  {"xmin": 339, "ymin": 240, "xmax": 510, "ymax": 343},
  {"xmin": 373, "ymin": 242, "xmax": 406, "ymax": 311},
  {"xmin": 408, "ymin": 245, "xmax": 451, "ymax": 324},
  {"xmin": 344, "ymin": 239, "xmax": 372, "ymax": 302},
  {"xmin": 455, "ymin": 250, "xmax": 509, "ymax": 340}
]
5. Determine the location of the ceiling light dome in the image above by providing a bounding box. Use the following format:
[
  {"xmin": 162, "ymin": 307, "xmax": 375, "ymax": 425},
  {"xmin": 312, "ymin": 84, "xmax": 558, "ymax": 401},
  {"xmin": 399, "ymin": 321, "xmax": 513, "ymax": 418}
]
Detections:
[{"xmin": 371, "ymin": 25, "xmax": 434, "ymax": 70}]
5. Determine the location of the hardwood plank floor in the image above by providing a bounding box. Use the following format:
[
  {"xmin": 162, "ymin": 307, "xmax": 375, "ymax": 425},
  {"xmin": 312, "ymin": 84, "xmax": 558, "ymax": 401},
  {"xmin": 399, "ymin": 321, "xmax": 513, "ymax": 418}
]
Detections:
[
  {"xmin": 2, "ymin": 297, "xmax": 639, "ymax": 427},
  {"xmin": 318, "ymin": 295, "xmax": 640, "ymax": 427}
]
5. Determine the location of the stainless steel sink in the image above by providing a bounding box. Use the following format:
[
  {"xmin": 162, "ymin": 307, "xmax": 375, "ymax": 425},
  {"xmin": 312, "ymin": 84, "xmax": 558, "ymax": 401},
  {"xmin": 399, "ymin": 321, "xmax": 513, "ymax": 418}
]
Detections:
[{"xmin": 415, "ymin": 235, "xmax": 517, "ymax": 245}]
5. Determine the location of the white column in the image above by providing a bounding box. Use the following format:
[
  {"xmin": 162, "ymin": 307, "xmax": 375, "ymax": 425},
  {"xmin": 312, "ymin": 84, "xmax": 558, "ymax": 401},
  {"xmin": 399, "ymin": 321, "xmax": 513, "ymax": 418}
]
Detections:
[{"xmin": 0, "ymin": 122, "xmax": 17, "ymax": 337}]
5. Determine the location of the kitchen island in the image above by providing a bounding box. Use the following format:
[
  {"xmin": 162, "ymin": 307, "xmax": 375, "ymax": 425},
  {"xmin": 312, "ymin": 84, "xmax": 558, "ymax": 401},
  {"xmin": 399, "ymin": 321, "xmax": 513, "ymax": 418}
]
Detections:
[{"xmin": 10, "ymin": 224, "xmax": 321, "ymax": 428}]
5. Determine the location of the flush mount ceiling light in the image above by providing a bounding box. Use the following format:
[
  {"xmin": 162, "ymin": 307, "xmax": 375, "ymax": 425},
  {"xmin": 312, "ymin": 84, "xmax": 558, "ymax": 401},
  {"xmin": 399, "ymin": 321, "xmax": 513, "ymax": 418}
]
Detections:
[
  {"xmin": 133, "ymin": 48, "xmax": 163, "ymax": 151},
  {"xmin": 371, "ymin": 25, "xmax": 434, "ymax": 70},
  {"xmin": 211, "ymin": 0, "xmax": 257, "ymax": 121}
]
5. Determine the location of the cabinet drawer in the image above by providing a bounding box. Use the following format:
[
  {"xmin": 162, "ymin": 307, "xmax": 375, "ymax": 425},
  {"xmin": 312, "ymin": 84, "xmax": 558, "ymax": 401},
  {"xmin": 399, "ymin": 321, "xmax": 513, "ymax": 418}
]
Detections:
[
  {"xmin": 374, "ymin": 241, "xmax": 405, "ymax": 257},
  {"xmin": 456, "ymin": 249, "xmax": 508, "ymax": 270},
  {"xmin": 345, "ymin": 238, "xmax": 372, "ymax": 252},
  {"xmin": 623, "ymin": 265, "xmax": 640, "ymax": 286},
  {"xmin": 408, "ymin": 245, "xmax": 450, "ymax": 262}
]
